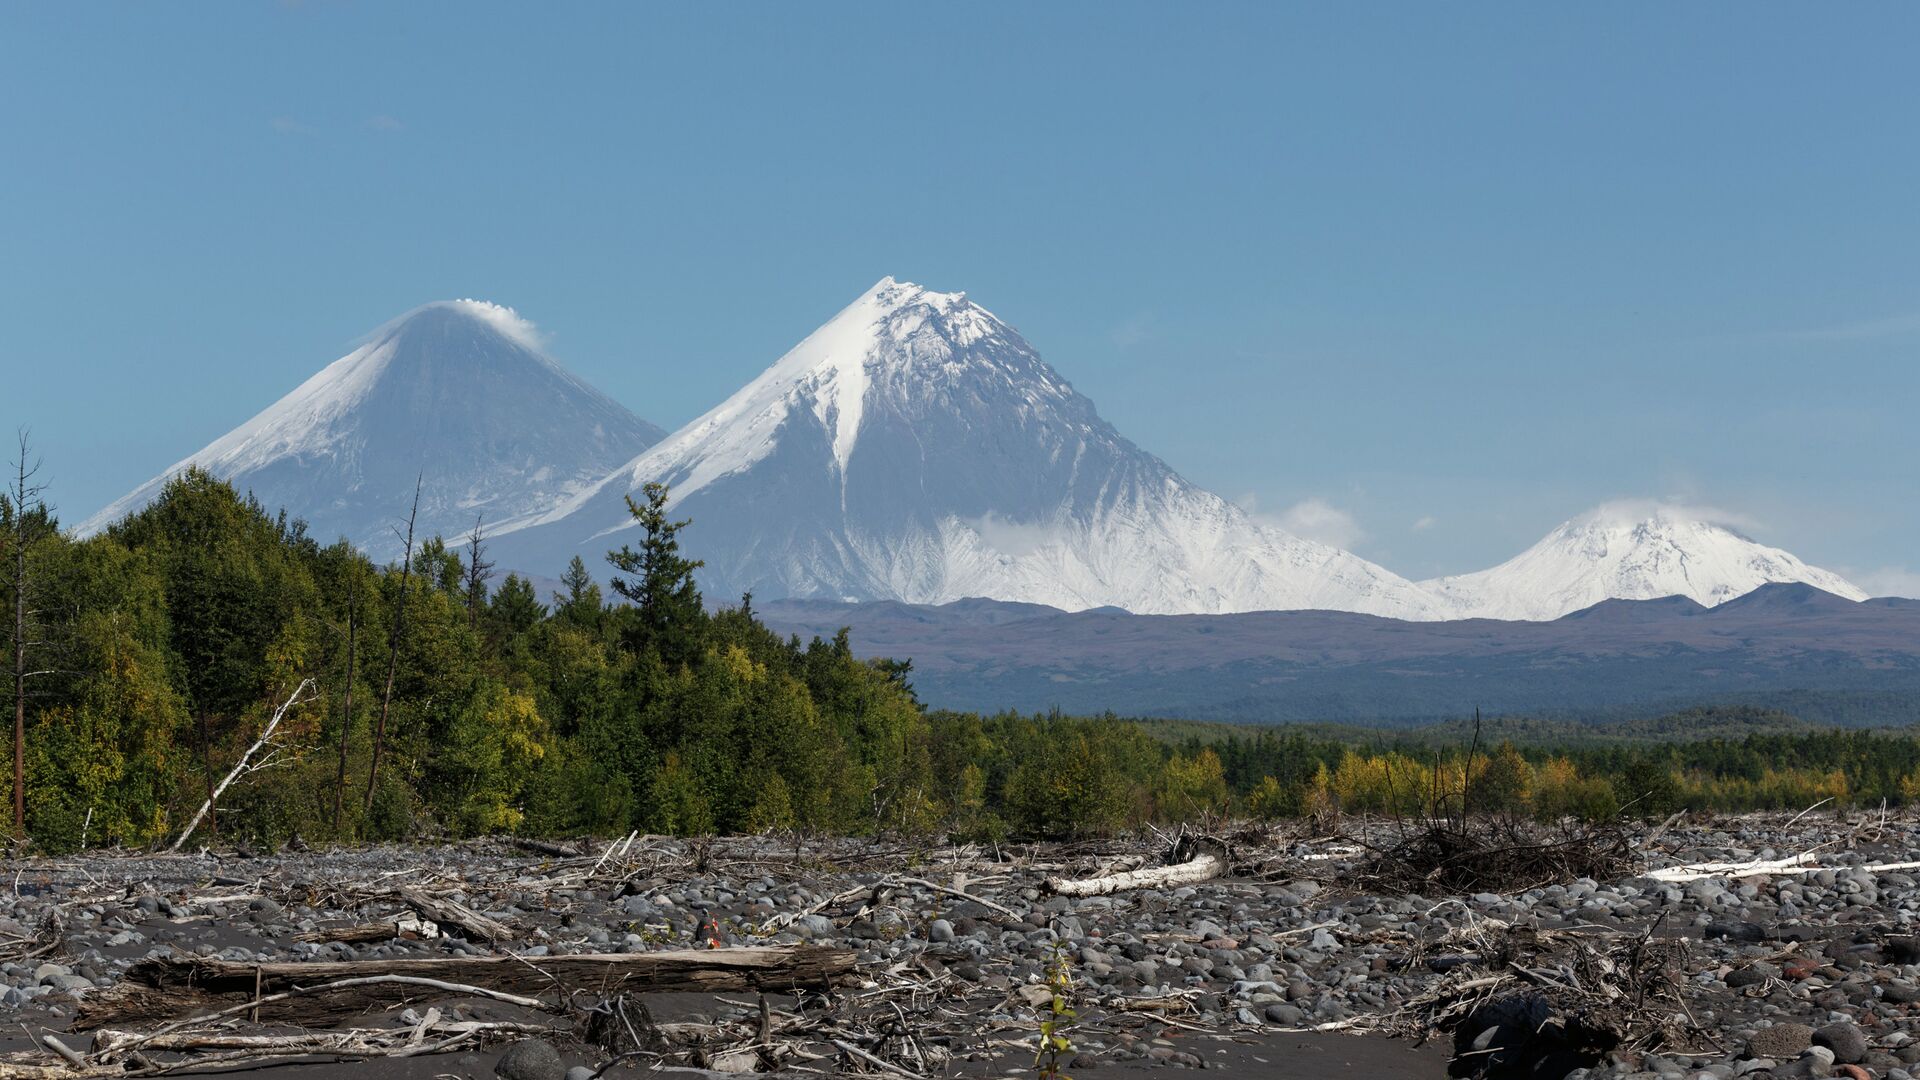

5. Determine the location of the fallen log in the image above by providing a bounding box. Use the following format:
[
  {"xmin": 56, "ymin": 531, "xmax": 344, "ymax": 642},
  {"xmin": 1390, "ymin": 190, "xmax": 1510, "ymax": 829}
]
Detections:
[
  {"xmin": 75, "ymin": 946, "xmax": 859, "ymax": 1030},
  {"xmin": 511, "ymin": 837, "xmax": 585, "ymax": 859},
  {"xmin": 395, "ymin": 886, "xmax": 514, "ymax": 943},
  {"xmin": 1043, "ymin": 851, "xmax": 1223, "ymax": 897},
  {"xmin": 294, "ymin": 914, "xmax": 438, "ymax": 944}
]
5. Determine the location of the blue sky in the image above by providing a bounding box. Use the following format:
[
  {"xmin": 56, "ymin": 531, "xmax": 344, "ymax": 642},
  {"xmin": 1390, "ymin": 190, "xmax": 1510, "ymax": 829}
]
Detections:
[{"xmin": 3, "ymin": 3, "xmax": 1917, "ymax": 590}]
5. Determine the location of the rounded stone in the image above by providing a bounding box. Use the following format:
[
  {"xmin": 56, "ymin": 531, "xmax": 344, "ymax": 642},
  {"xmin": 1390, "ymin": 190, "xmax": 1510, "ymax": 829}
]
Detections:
[
  {"xmin": 1748, "ymin": 1023, "xmax": 1816, "ymax": 1061},
  {"xmin": 495, "ymin": 1039, "xmax": 565, "ymax": 1080},
  {"xmin": 1814, "ymin": 1022, "xmax": 1869, "ymax": 1065}
]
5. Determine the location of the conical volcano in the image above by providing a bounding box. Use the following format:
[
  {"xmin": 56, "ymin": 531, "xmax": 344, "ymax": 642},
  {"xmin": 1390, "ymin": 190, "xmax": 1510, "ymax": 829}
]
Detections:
[
  {"xmin": 492, "ymin": 278, "xmax": 1446, "ymax": 618},
  {"xmin": 81, "ymin": 300, "xmax": 664, "ymax": 558}
]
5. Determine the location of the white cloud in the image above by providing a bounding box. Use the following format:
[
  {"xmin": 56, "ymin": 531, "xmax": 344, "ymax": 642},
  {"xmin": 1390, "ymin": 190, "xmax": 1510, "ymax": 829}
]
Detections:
[
  {"xmin": 270, "ymin": 116, "xmax": 316, "ymax": 135},
  {"xmin": 1244, "ymin": 496, "xmax": 1366, "ymax": 549},
  {"xmin": 368, "ymin": 114, "xmax": 404, "ymax": 132},
  {"xmin": 964, "ymin": 512, "xmax": 1056, "ymax": 557},
  {"xmin": 1573, "ymin": 498, "xmax": 1763, "ymax": 536},
  {"xmin": 1850, "ymin": 566, "xmax": 1920, "ymax": 599},
  {"xmin": 1412, "ymin": 515, "xmax": 1436, "ymax": 532},
  {"xmin": 448, "ymin": 300, "xmax": 546, "ymax": 351}
]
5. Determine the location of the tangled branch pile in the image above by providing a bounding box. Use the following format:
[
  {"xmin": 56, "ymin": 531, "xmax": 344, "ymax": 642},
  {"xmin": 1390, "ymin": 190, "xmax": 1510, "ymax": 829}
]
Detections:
[
  {"xmin": 1386, "ymin": 919, "xmax": 1705, "ymax": 1078},
  {"xmin": 1358, "ymin": 814, "xmax": 1635, "ymax": 895}
]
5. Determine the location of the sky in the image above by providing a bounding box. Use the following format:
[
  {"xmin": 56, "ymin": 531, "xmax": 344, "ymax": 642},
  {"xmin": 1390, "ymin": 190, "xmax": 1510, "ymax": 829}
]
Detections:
[{"xmin": 3, "ymin": 3, "xmax": 1917, "ymax": 592}]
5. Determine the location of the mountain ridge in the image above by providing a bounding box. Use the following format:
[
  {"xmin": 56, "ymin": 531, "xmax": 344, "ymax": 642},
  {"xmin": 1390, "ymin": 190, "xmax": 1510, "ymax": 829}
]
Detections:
[{"xmin": 756, "ymin": 583, "xmax": 1920, "ymax": 723}]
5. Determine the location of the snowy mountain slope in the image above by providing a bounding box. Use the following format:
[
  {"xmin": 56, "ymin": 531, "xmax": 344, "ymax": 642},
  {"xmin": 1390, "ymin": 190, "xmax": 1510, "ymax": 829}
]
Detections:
[
  {"xmin": 490, "ymin": 278, "xmax": 1447, "ymax": 618},
  {"xmin": 1421, "ymin": 503, "xmax": 1869, "ymax": 621},
  {"xmin": 80, "ymin": 301, "xmax": 664, "ymax": 559}
]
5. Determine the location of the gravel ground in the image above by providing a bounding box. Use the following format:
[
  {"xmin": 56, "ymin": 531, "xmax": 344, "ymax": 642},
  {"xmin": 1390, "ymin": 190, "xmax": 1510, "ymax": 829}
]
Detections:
[{"xmin": 0, "ymin": 816, "xmax": 1914, "ymax": 1079}]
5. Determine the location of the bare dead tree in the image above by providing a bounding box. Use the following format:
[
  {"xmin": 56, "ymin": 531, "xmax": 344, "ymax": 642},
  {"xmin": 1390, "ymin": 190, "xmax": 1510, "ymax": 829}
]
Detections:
[
  {"xmin": 7, "ymin": 430, "xmax": 51, "ymax": 838},
  {"xmin": 169, "ymin": 679, "xmax": 316, "ymax": 852},
  {"xmin": 462, "ymin": 515, "xmax": 493, "ymax": 631},
  {"xmin": 364, "ymin": 477, "xmax": 421, "ymax": 819},
  {"xmin": 332, "ymin": 576, "xmax": 358, "ymax": 833}
]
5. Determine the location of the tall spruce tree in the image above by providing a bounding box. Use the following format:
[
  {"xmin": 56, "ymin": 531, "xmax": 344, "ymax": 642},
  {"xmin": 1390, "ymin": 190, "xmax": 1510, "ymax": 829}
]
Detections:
[{"xmin": 606, "ymin": 483, "xmax": 705, "ymax": 666}]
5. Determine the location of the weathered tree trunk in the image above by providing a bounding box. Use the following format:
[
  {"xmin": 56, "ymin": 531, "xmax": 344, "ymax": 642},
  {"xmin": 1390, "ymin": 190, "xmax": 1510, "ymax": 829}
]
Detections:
[
  {"xmin": 394, "ymin": 886, "xmax": 514, "ymax": 944},
  {"xmin": 365, "ymin": 478, "xmax": 421, "ymax": 819},
  {"xmin": 1044, "ymin": 851, "xmax": 1223, "ymax": 897},
  {"xmin": 10, "ymin": 553, "xmax": 21, "ymax": 838},
  {"xmin": 333, "ymin": 583, "xmax": 356, "ymax": 833},
  {"xmin": 463, "ymin": 515, "xmax": 492, "ymax": 631},
  {"xmin": 9, "ymin": 433, "xmax": 46, "ymax": 839},
  {"xmin": 195, "ymin": 711, "xmax": 216, "ymax": 838},
  {"xmin": 75, "ymin": 946, "xmax": 859, "ymax": 1030}
]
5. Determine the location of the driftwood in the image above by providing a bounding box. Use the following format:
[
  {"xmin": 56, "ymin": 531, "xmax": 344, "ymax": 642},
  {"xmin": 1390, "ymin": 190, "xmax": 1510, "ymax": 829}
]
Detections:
[
  {"xmin": 294, "ymin": 914, "xmax": 437, "ymax": 944},
  {"xmin": 75, "ymin": 946, "xmax": 859, "ymax": 1030},
  {"xmin": 395, "ymin": 885, "xmax": 514, "ymax": 942},
  {"xmin": 1044, "ymin": 850, "xmax": 1222, "ymax": 896},
  {"xmin": 0, "ymin": 1017, "xmax": 559, "ymax": 1078}
]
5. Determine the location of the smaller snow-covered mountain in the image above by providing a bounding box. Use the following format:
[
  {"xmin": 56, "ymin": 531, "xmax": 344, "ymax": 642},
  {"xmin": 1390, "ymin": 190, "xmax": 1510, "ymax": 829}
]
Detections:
[
  {"xmin": 80, "ymin": 301, "xmax": 664, "ymax": 559},
  {"xmin": 1422, "ymin": 503, "xmax": 1868, "ymax": 621}
]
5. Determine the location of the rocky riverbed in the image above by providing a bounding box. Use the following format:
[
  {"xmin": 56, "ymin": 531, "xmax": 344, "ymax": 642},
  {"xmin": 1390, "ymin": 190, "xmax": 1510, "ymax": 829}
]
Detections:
[{"xmin": 0, "ymin": 815, "xmax": 1914, "ymax": 1078}]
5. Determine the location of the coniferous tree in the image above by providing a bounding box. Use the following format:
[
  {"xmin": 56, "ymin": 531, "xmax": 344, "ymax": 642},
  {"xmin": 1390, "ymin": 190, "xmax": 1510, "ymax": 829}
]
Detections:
[
  {"xmin": 552, "ymin": 557, "xmax": 602, "ymax": 631},
  {"xmin": 606, "ymin": 483, "xmax": 705, "ymax": 666}
]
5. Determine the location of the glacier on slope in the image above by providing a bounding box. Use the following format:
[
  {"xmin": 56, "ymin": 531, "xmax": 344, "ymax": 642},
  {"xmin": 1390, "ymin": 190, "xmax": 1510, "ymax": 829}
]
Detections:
[
  {"xmin": 490, "ymin": 278, "xmax": 1447, "ymax": 619},
  {"xmin": 1421, "ymin": 502, "xmax": 1869, "ymax": 621},
  {"xmin": 80, "ymin": 301, "xmax": 665, "ymax": 559}
]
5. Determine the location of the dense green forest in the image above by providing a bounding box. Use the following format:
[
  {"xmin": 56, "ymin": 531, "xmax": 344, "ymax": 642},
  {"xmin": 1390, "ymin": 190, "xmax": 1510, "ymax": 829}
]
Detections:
[{"xmin": 5, "ymin": 463, "xmax": 1920, "ymax": 854}]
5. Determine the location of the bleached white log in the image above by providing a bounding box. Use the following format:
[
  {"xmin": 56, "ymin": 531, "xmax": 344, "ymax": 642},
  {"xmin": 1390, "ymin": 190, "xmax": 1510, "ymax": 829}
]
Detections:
[
  {"xmin": 1646, "ymin": 854, "xmax": 1920, "ymax": 883},
  {"xmin": 1044, "ymin": 852, "xmax": 1223, "ymax": 896}
]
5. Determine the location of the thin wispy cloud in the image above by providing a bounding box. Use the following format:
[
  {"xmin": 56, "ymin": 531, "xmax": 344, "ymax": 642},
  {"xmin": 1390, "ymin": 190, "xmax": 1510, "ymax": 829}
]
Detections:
[
  {"xmin": 964, "ymin": 512, "xmax": 1055, "ymax": 558},
  {"xmin": 1575, "ymin": 498, "xmax": 1764, "ymax": 536},
  {"xmin": 1109, "ymin": 312, "xmax": 1152, "ymax": 349},
  {"xmin": 1244, "ymin": 495, "xmax": 1366, "ymax": 549},
  {"xmin": 1412, "ymin": 515, "xmax": 1436, "ymax": 532},
  {"xmin": 270, "ymin": 116, "xmax": 317, "ymax": 135},
  {"xmin": 368, "ymin": 114, "xmax": 404, "ymax": 132},
  {"xmin": 1850, "ymin": 566, "xmax": 1920, "ymax": 599}
]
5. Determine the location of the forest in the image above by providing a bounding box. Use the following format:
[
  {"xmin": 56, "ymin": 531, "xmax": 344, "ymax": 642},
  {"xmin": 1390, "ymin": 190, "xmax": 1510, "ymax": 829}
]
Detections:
[{"xmin": 4, "ymin": 462, "xmax": 1919, "ymax": 854}]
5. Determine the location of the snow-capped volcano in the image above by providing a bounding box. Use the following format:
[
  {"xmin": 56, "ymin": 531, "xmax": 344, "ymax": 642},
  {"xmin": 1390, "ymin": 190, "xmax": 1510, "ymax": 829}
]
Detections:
[
  {"xmin": 1421, "ymin": 503, "xmax": 1869, "ymax": 621},
  {"xmin": 81, "ymin": 301, "xmax": 664, "ymax": 558},
  {"xmin": 491, "ymin": 277, "xmax": 1446, "ymax": 618}
]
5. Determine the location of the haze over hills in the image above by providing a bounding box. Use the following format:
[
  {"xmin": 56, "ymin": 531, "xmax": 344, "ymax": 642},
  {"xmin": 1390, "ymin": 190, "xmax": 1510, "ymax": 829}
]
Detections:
[
  {"xmin": 489, "ymin": 278, "xmax": 1445, "ymax": 618},
  {"xmin": 1422, "ymin": 503, "xmax": 1869, "ymax": 620},
  {"xmin": 80, "ymin": 301, "xmax": 665, "ymax": 560}
]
